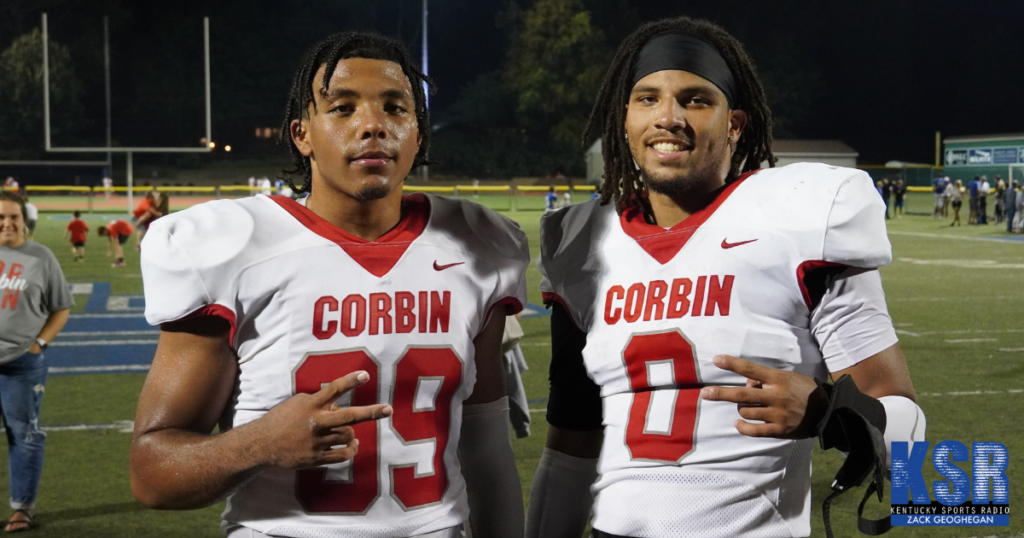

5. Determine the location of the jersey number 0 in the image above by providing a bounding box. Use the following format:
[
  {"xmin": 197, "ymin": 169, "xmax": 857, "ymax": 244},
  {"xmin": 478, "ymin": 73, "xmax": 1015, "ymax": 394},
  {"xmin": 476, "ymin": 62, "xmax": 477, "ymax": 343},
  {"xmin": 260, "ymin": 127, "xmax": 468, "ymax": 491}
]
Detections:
[
  {"xmin": 293, "ymin": 347, "xmax": 463, "ymax": 513},
  {"xmin": 623, "ymin": 330, "xmax": 701, "ymax": 463}
]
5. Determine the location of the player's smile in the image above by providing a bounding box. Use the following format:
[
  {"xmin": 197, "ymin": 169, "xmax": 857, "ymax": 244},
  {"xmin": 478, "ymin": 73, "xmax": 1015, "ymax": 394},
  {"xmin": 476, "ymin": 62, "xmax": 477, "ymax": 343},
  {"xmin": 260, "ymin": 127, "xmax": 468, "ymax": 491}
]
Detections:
[
  {"xmin": 647, "ymin": 136, "xmax": 694, "ymax": 161},
  {"xmin": 625, "ymin": 69, "xmax": 742, "ymax": 193}
]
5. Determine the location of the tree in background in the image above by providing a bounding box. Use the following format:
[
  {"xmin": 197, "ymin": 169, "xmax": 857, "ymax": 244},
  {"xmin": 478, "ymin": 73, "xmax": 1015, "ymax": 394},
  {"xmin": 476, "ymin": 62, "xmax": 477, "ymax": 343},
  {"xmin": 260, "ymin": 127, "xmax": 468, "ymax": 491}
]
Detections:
[
  {"xmin": 0, "ymin": 28, "xmax": 85, "ymax": 159},
  {"xmin": 503, "ymin": 0, "xmax": 608, "ymax": 175},
  {"xmin": 752, "ymin": 39, "xmax": 822, "ymax": 140}
]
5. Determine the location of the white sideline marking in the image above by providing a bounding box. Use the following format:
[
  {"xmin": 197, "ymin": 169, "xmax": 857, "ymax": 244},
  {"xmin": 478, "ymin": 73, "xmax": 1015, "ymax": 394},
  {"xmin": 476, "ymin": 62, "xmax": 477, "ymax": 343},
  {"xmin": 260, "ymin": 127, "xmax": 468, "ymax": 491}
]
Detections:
[
  {"xmin": 889, "ymin": 230, "xmax": 1024, "ymax": 244},
  {"xmin": 945, "ymin": 338, "xmax": 998, "ymax": 343},
  {"xmin": 529, "ymin": 408, "xmax": 547, "ymax": 414},
  {"xmin": 60, "ymin": 330, "xmax": 159, "ymax": 337},
  {"xmin": 897, "ymin": 257, "xmax": 1024, "ymax": 269},
  {"xmin": 919, "ymin": 389, "xmax": 1023, "ymax": 397},
  {"xmin": 68, "ymin": 283, "xmax": 94, "ymax": 295},
  {"xmin": 69, "ymin": 313, "xmax": 145, "ymax": 319},
  {"xmin": 1000, "ymin": 348, "xmax": 1024, "ymax": 352},
  {"xmin": 42, "ymin": 420, "xmax": 134, "ymax": 433},
  {"xmin": 50, "ymin": 339, "xmax": 157, "ymax": 347},
  {"xmin": 520, "ymin": 342, "xmax": 551, "ymax": 347},
  {"xmin": 49, "ymin": 365, "xmax": 151, "ymax": 374},
  {"xmin": 895, "ymin": 329, "xmax": 1024, "ymax": 337}
]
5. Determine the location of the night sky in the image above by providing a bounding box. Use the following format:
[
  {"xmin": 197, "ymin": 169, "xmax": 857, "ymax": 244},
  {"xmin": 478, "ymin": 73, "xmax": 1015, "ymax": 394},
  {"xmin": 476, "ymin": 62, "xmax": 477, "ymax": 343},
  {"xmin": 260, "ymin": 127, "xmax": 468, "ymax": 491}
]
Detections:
[{"xmin": 3, "ymin": 0, "xmax": 1023, "ymax": 166}]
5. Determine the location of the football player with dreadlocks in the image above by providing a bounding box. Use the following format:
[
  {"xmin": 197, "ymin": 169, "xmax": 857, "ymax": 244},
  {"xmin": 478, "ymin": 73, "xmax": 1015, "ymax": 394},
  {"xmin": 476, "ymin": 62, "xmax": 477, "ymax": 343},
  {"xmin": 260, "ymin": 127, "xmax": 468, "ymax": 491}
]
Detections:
[
  {"xmin": 527, "ymin": 17, "xmax": 925, "ymax": 538},
  {"xmin": 130, "ymin": 32, "xmax": 527, "ymax": 538}
]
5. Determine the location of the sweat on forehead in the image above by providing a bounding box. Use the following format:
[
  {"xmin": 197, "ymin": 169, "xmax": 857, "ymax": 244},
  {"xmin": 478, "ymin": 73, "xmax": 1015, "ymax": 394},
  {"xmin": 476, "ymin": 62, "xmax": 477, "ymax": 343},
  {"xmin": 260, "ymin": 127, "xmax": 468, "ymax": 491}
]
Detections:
[{"xmin": 631, "ymin": 31, "xmax": 739, "ymax": 109}]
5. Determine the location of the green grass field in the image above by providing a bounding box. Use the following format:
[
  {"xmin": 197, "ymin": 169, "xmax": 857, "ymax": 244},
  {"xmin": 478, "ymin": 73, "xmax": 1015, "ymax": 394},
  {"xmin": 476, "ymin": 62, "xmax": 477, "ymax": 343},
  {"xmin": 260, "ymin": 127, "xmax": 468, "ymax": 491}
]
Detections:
[{"xmin": 3, "ymin": 190, "xmax": 1022, "ymax": 537}]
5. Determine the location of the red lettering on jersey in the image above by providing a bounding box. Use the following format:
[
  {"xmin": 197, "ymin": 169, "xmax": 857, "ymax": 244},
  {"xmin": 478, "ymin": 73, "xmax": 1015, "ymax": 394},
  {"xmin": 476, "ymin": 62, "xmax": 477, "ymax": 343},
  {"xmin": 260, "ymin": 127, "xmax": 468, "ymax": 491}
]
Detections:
[
  {"xmin": 704, "ymin": 275, "xmax": 734, "ymax": 316},
  {"xmin": 313, "ymin": 296, "xmax": 339, "ymax": 339},
  {"xmin": 690, "ymin": 276, "xmax": 707, "ymax": 317},
  {"xmin": 602, "ymin": 275, "xmax": 732, "ymax": 325},
  {"xmin": 7, "ymin": 263, "xmax": 23, "ymax": 279},
  {"xmin": 429, "ymin": 291, "xmax": 450, "ymax": 333},
  {"xmin": 667, "ymin": 278, "xmax": 692, "ymax": 319},
  {"xmin": 418, "ymin": 291, "xmax": 429, "ymax": 333},
  {"xmin": 0, "ymin": 261, "xmax": 4, "ymax": 275},
  {"xmin": 643, "ymin": 280, "xmax": 668, "ymax": 321},
  {"xmin": 341, "ymin": 294, "xmax": 367, "ymax": 337},
  {"xmin": 623, "ymin": 283, "xmax": 645, "ymax": 323},
  {"xmin": 369, "ymin": 293, "xmax": 393, "ymax": 335},
  {"xmin": 604, "ymin": 285, "xmax": 625, "ymax": 325},
  {"xmin": 395, "ymin": 291, "xmax": 416, "ymax": 333}
]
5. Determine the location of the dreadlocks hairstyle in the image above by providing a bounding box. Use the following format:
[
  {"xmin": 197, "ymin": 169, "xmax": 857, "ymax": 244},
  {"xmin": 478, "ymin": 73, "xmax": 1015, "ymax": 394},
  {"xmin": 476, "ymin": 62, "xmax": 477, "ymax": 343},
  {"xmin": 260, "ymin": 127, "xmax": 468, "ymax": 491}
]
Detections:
[
  {"xmin": 278, "ymin": 32, "xmax": 436, "ymax": 193},
  {"xmin": 584, "ymin": 17, "xmax": 775, "ymax": 215}
]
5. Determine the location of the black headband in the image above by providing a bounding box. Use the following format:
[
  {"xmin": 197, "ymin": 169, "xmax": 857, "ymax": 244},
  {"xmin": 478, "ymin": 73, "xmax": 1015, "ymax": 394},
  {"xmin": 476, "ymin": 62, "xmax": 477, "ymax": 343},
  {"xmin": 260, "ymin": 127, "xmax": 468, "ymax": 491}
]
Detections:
[{"xmin": 631, "ymin": 31, "xmax": 739, "ymax": 109}]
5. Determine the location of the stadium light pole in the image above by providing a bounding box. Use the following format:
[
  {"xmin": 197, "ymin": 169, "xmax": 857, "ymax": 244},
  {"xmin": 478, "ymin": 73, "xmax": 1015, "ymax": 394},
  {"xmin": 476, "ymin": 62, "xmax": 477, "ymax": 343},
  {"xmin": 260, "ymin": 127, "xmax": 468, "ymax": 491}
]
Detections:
[
  {"xmin": 104, "ymin": 16, "xmax": 112, "ymax": 172},
  {"xmin": 420, "ymin": 0, "xmax": 429, "ymax": 183}
]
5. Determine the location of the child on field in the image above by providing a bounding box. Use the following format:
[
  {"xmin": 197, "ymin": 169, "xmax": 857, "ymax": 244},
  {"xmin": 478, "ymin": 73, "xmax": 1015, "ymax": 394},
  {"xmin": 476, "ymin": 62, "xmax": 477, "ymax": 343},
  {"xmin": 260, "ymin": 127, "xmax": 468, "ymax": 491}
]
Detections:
[
  {"xmin": 97, "ymin": 219, "xmax": 134, "ymax": 267},
  {"xmin": 64, "ymin": 210, "xmax": 89, "ymax": 261}
]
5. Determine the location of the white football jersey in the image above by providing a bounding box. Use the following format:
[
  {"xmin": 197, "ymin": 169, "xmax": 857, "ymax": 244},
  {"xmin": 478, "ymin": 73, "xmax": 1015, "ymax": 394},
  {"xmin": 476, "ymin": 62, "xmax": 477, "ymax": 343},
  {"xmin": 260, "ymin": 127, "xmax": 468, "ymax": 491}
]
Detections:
[
  {"xmin": 538, "ymin": 163, "xmax": 898, "ymax": 537},
  {"xmin": 142, "ymin": 193, "xmax": 529, "ymax": 538}
]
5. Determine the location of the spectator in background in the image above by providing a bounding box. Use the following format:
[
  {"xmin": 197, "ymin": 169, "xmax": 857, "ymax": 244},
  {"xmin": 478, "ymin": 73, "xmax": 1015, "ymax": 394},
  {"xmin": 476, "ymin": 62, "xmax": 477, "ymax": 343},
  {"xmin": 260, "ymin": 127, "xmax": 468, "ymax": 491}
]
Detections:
[
  {"xmin": 881, "ymin": 177, "xmax": 892, "ymax": 219},
  {"xmin": 994, "ymin": 178, "xmax": 1006, "ymax": 225},
  {"xmin": 893, "ymin": 179, "xmax": 907, "ymax": 218},
  {"xmin": 22, "ymin": 198, "xmax": 38, "ymax": 240},
  {"xmin": 968, "ymin": 176, "xmax": 980, "ymax": 224},
  {"xmin": 97, "ymin": 219, "xmax": 134, "ymax": 267},
  {"xmin": 978, "ymin": 175, "xmax": 990, "ymax": 224},
  {"xmin": 64, "ymin": 210, "xmax": 89, "ymax": 261},
  {"xmin": 942, "ymin": 176, "xmax": 952, "ymax": 217},
  {"xmin": 949, "ymin": 179, "xmax": 964, "ymax": 227},
  {"xmin": 1006, "ymin": 181, "xmax": 1018, "ymax": 233},
  {"xmin": 1014, "ymin": 184, "xmax": 1024, "ymax": 233},
  {"xmin": 102, "ymin": 176, "xmax": 114, "ymax": 200},
  {"xmin": 3, "ymin": 177, "xmax": 18, "ymax": 191},
  {"xmin": 545, "ymin": 186, "xmax": 558, "ymax": 211},
  {"xmin": 933, "ymin": 174, "xmax": 946, "ymax": 219},
  {"xmin": 0, "ymin": 191, "xmax": 74, "ymax": 533}
]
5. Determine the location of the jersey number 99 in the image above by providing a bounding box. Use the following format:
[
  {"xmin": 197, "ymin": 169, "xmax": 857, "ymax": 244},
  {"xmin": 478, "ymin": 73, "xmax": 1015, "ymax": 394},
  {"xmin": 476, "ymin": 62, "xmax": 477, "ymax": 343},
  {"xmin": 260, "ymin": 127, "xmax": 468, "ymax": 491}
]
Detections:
[{"xmin": 293, "ymin": 346, "xmax": 463, "ymax": 513}]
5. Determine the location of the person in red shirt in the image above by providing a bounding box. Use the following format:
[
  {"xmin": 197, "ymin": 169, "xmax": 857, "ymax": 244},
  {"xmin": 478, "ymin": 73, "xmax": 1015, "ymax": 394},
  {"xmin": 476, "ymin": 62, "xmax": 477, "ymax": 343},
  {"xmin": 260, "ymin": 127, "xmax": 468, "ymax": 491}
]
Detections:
[
  {"xmin": 63, "ymin": 211, "xmax": 89, "ymax": 262},
  {"xmin": 97, "ymin": 219, "xmax": 134, "ymax": 267}
]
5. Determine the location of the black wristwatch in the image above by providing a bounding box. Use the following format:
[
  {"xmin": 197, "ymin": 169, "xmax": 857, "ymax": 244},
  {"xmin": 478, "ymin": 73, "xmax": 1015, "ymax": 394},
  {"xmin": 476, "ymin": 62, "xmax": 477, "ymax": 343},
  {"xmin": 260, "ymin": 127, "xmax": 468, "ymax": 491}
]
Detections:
[{"xmin": 35, "ymin": 337, "xmax": 48, "ymax": 351}]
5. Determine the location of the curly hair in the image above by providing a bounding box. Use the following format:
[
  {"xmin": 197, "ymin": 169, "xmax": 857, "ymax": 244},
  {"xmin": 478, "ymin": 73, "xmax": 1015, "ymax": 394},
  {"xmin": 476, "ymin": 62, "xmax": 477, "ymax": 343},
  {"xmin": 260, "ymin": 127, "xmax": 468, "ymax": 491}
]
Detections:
[
  {"xmin": 584, "ymin": 17, "xmax": 775, "ymax": 215},
  {"xmin": 278, "ymin": 32, "xmax": 435, "ymax": 193}
]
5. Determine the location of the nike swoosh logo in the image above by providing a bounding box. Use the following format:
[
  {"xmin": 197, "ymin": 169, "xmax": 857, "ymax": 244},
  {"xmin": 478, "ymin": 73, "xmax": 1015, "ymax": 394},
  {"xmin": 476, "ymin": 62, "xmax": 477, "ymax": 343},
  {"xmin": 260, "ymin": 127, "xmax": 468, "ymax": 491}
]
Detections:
[
  {"xmin": 433, "ymin": 261, "xmax": 465, "ymax": 271},
  {"xmin": 721, "ymin": 238, "xmax": 758, "ymax": 249}
]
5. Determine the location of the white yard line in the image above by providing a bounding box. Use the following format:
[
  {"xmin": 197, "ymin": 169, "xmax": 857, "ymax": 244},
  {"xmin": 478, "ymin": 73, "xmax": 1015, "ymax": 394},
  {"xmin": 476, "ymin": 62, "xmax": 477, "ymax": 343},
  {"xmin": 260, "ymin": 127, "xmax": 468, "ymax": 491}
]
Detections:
[
  {"xmin": 49, "ymin": 365, "xmax": 151, "ymax": 374},
  {"xmin": 60, "ymin": 330, "xmax": 159, "ymax": 337},
  {"xmin": 888, "ymin": 230, "xmax": 1024, "ymax": 244},
  {"xmin": 69, "ymin": 313, "xmax": 146, "ymax": 319},
  {"xmin": 918, "ymin": 389, "xmax": 1023, "ymax": 397},
  {"xmin": 945, "ymin": 338, "xmax": 999, "ymax": 343},
  {"xmin": 50, "ymin": 339, "xmax": 158, "ymax": 346},
  {"xmin": 42, "ymin": 421, "xmax": 134, "ymax": 433}
]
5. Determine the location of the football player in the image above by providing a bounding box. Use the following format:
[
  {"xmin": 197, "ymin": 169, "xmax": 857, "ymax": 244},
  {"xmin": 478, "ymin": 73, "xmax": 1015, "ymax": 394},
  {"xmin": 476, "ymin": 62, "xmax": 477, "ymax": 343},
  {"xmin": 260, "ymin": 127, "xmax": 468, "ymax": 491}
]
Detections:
[
  {"xmin": 526, "ymin": 17, "xmax": 926, "ymax": 538},
  {"xmin": 130, "ymin": 32, "xmax": 528, "ymax": 538}
]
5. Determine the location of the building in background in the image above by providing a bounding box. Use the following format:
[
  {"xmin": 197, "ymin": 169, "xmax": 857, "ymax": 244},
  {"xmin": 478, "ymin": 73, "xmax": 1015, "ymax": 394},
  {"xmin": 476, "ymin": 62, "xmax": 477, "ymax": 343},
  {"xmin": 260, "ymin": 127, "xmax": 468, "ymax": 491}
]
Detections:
[{"xmin": 944, "ymin": 133, "xmax": 1024, "ymax": 184}]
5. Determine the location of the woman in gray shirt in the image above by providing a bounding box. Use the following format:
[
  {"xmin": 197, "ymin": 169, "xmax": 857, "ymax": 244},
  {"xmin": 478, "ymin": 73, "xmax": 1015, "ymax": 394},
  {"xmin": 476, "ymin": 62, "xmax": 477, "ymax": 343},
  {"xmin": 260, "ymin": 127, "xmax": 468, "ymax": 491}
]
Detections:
[{"xmin": 0, "ymin": 192, "xmax": 73, "ymax": 532}]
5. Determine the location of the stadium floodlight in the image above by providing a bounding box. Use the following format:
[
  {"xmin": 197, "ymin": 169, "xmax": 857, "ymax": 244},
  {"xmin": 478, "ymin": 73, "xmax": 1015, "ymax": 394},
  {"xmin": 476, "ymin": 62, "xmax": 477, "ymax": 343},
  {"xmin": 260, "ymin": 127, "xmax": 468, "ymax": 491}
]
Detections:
[{"xmin": 41, "ymin": 13, "xmax": 212, "ymax": 212}]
